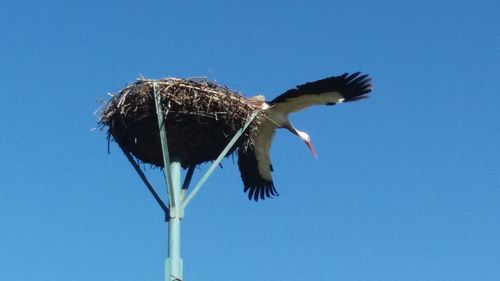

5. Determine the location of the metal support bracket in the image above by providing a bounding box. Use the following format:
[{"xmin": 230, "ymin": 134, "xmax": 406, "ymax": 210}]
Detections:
[
  {"xmin": 121, "ymin": 148, "xmax": 169, "ymax": 220},
  {"xmin": 181, "ymin": 111, "xmax": 259, "ymax": 209},
  {"xmin": 154, "ymin": 82, "xmax": 177, "ymax": 211}
]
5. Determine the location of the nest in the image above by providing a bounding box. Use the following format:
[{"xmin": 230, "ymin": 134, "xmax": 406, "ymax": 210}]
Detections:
[{"xmin": 99, "ymin": 77, "xmax": 263, "ymax": 168}]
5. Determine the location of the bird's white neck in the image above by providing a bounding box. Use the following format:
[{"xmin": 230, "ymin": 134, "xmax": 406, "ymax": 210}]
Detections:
[
  {"xmin": 295, "ymin": 130, "xmax": 310, "ymax": 142},
  {"xmin": 286, "ymin": 125, "xmax": 317, "ymax": 158}
]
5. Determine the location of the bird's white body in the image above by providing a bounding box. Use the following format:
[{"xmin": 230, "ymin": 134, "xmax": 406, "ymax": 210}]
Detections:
[
  {"xmin": 253, "ymin": 92, "xmax": 340, "ymax": 181},
  {"xmin": 238, "ymin": 72, "xmax": 372, "ymax": 201}
]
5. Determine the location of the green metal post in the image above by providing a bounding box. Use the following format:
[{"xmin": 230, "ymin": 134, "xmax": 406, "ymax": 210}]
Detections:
[
  {"xmin": 153, "ymin": 82, "xmax": 183, "ymax": 280},
  {"xmin": 165, "ymin": 161, "xmax": 183, "ymax": 281},
  {"xmin": 150, "ymin": 80, "xmax": 260, "ymax": 280}
]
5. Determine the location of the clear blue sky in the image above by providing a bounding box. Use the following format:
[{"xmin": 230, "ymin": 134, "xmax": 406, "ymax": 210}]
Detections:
[{"xmin": 1, "ymin": 1, "xmax": 499, "ymax": 280}]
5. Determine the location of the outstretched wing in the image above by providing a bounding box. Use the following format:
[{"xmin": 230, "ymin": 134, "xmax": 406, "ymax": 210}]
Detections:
[
  {"xmin": 270, "ymin": 72, "xmax": 372, "ymax": 115},
  {"xmin": 237, "ymin": 120, "xmax": 279, "ymax": 201}
]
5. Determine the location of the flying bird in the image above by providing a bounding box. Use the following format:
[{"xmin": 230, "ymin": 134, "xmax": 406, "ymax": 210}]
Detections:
[{"xmin": 238, "ymin": 72, "xmax": 372, "ymax": 201}]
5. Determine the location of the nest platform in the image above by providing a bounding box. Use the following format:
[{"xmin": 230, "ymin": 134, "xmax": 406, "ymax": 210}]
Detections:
[{"xmin": 99, "ymin": 78, "xmax": 263, "ymax": 168}]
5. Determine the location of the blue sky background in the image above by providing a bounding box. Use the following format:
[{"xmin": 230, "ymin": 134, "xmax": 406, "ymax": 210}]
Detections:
[{"xmin": 1, "ymin": 1, "xmax": 499, "ymax": 280}]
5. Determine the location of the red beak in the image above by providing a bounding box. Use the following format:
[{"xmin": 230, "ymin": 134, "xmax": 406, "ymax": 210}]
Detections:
[{"xmin": 305, "ymin": 140, "xmax": 318, "ymax": 158}]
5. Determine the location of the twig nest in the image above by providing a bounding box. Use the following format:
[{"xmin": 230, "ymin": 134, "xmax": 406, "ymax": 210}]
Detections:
[{"xmin": 99, "ymin": 77, "xmax": 263, "ymax": 168}]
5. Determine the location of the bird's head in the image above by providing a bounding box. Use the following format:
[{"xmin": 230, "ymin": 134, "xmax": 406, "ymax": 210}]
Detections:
[{"xmin": 296, "ymin": 130, "xmax": 318, "ymax": 158}]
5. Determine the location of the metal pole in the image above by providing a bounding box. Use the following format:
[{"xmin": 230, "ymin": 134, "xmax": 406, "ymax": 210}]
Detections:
[
  {"xmin": 153, "ymin": 82, "xmax": 183, "ymax": 280},
  {"xmin": 151, "ymin": 80, "xmax": 259, "ymax": 280},
  {"xmin": 165, "ymin": 161, "xmax": 183, "ymax": 281}
]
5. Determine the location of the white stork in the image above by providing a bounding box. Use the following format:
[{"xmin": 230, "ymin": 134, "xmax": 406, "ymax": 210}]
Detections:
[{"xmin": 238, "ymin": 72, "xmax": 372, "ymax": 201}]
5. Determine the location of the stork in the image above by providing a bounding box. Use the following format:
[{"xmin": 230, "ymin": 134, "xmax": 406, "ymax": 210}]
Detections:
[{"xmin": 238, "ymin": 72, "xmax": 372, "ymax": 201}]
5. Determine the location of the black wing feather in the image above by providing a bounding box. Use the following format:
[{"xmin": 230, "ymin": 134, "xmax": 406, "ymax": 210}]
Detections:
[
  {"xmin": 238, "ymin": 147, "xmax": 279, "ymax": 201},
  {"xmin": 270, "ymin": 72, "xmax": 372, "ymax": 104}
]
